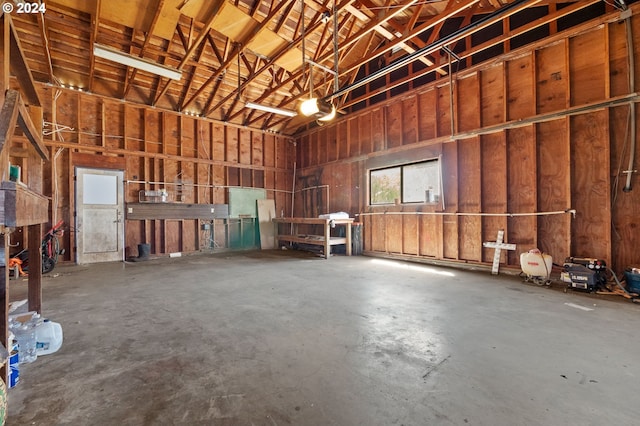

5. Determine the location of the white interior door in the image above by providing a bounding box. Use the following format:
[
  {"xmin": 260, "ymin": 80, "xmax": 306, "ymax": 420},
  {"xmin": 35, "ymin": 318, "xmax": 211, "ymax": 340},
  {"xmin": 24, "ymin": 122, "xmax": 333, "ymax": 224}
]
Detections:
[{"xmin": 76, "ymin": 168, "xmax": 124, "ymax": 264}]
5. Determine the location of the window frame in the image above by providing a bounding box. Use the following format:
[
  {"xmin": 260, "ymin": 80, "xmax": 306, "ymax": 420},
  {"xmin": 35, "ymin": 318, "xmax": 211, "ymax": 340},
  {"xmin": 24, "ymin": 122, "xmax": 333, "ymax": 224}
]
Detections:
[{"xmin": 368, "ymin": 156, "xmax": 443, "ymax": 206}]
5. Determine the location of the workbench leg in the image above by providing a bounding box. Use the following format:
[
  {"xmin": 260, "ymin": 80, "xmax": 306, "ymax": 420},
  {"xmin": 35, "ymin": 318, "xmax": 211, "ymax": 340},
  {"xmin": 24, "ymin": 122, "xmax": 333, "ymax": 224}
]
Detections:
[
  {"xmin": 346, "ymin": 223, "xmax": 352, "ymax": 256},
  {"xmin": 324, "ymin": 223, "xmax": 330, "ymax": 259}
]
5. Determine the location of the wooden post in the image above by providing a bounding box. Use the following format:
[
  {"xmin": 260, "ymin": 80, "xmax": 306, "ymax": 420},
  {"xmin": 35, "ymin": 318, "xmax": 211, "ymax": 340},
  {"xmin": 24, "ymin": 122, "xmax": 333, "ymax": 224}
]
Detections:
[
  {"xmin": 27, "ymin": 223, "xmax": 42, "ymax": 313},
  {"xmin": 0, "ymin": 230, "xmax": 8, "ymax": 384}
]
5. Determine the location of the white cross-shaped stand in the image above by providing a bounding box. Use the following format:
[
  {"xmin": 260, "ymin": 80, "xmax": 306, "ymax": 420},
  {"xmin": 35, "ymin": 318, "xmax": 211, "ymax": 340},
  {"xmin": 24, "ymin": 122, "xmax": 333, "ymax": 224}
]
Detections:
[{"xmin": 483, "ymin": 229, "xmax": 516, "ymax": 275}]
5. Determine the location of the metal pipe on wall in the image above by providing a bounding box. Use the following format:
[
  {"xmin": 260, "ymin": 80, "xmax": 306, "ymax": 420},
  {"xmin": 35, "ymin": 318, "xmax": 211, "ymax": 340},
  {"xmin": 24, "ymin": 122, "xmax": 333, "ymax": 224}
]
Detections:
[{"xmin": 624, "ymin": 10, "xmax": 636, "ymax": 192}]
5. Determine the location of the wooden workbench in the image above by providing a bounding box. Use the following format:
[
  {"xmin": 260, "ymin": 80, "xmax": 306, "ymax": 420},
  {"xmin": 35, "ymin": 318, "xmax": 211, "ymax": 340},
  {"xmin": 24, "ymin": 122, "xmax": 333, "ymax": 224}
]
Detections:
[{"xmin": 272, "ymin": 217, "xmax": 354, "ymax": 259}]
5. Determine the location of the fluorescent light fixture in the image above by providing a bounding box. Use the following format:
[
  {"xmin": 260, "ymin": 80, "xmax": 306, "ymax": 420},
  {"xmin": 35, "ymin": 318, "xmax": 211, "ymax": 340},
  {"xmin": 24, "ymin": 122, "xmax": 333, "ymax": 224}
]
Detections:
[
  {"xmin": 93, "ymin": 44, "xmax": 182, "ymax": 81},
  {"xmin": 245, "ymin": 102, "xmax": 297, "ymax": 117}
]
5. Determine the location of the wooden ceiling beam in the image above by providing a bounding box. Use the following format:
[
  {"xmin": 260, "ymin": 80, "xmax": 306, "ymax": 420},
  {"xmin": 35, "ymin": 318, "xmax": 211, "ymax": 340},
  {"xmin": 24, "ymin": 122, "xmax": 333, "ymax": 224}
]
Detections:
[
  {"xmin": 153, "ymin": 9, "xmax": 221, "ymax": 105},
  {"xmin": 340, "ymin": 0, "xmax": 594, "ymax": 110},
  {"xmin": 178, "ymin": 41, "xmax": 207, "ymax": 111},
  {"xmin": 355, "ymin": 0, "xmax": 445, "ymax": 74},
  {"xmin": 205, "ymin": 0, "xmax": 348, "ymax": 117},
  {"xmin": 335, "ymin": 0, "xmax": 484, "ymax": 80},
  {"xmin": 181, "ymin": 0, "xmax": 295, "ymax": 112},
  {"xmin": 5, "ymin": 15, "xmax": 40, "ymax": 106},
  {"xmin": 122, "ymin": 0, "xmax": 165, "ymax": 98}
]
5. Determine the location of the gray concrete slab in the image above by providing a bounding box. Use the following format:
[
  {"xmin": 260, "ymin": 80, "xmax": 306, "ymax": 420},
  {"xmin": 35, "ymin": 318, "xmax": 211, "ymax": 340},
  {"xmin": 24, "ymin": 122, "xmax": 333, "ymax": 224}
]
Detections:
[{"xmin": 6, "ymin": 251, "xmax": 640, "ymax": 425}]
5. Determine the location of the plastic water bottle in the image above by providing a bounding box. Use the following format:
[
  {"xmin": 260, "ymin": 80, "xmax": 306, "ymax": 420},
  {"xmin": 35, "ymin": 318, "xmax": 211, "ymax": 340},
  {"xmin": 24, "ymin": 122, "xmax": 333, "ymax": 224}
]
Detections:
[
  {"xmin": 35, "ymin": 319, "xmax": 63, "ymax": 355},
  {"xmin": 10, "ymin": 317, "xmax": 38, "ymax": 364}
]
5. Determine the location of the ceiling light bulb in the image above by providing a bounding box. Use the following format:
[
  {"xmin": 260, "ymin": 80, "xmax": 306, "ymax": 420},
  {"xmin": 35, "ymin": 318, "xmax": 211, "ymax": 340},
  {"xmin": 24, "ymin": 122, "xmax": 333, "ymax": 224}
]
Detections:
[{"xmin": 300, "ymin": 98, "xmax": 320, "ymax": 116}]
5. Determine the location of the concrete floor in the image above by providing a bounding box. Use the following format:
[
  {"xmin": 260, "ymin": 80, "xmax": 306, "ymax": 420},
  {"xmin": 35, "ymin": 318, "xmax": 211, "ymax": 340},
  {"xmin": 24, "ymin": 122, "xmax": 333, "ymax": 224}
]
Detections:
[{"xmin": 5, "ymin": 250, "xmax": 640, "ymax": 425}]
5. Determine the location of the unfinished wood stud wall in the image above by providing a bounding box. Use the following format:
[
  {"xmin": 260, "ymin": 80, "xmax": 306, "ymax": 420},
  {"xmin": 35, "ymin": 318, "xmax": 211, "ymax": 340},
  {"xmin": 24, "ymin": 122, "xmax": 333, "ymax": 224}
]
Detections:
[{"xmin": 295, "ymin": 17, "xmax": 640, "ymax": 272}]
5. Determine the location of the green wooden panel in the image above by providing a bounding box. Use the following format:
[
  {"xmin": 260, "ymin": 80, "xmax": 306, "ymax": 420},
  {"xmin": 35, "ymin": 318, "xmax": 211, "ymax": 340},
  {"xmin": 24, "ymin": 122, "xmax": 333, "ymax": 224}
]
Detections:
[{"xmin": 228, "ymin": 187, "xmax": 266, "ymax": 218}]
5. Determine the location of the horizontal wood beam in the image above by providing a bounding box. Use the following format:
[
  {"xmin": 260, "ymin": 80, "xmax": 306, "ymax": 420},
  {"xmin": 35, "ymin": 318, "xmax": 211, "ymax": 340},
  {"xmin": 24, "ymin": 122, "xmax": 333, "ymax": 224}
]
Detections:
[{"xmin": 126, "ymin": 202, "xmax": 217, "ymax": 220}]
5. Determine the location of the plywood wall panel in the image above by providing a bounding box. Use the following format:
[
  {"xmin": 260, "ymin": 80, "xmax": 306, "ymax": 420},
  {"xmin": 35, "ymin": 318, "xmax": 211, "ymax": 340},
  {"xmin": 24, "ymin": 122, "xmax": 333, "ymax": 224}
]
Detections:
[
  {"xmin": 457, "ymin": 137, "xmax": 482, "ymax": 262},
  {"xmin": 196, "ymin": 163, "xmax": 211, "ymax": 203},
  {"xmin": 78, "ymin": 96, "xmax": 101, "ymax": 146},
  {"xmin": 104, "ymin": 100, "xmax": 125, "ymax": 150},
  {"xmin": 507, "ymin": 125, "xmax": 537, "ymax": 263},
  {"xmin": 181, "ymin": 117, "xmax": 196, "ymax": 159},
  {"xmin": 226, "ymin": 127, "xmax": 238, "ymax": 163},
  {"xmin": 318, "ymin": 128, "xmax": 329, "ymax": 164},
  {"xmin": 480, "ymin": 64, "xmax": 505, "ymax": 127},
  {"xmin": 182, "ymin": 220, "xmax": 197, "ymax": 252},
  {"xmin": 180, "ymin": 162, "xmax": 195, "ymax": 203},
  {"xmin": 371, "ymin": 215, "xmax": 386, "ymax": 252},
  {"xmin": 239, "ymin": 128, "xmax": 251, "ymax": 165},
  {"xmin": 442, "ymin": 143, "xmax": 458, "ymax": 259},
  {"xmin": 419, "ymin": 214, "xmax": 438, "ymax": 257},
  {"xmin": 536, "ymin": 119, "xmax": 571, "ymax": 262},
  {"xmin": 351, "ymin": 162, "xmax": 363, "ymax": 216},
  {"xmin": 251, "ymin": 131, "xmax": 263, "ymax": 166},
  {"xmin": 506, "ymin": 54, "xmax": 534, "ymax": 121},
  {"xmin": 371, "ymin": 108, "xmax": 385, "ymax": 152},
  {"xmin": 436, "ymin": 86, "xmax": 452, "ymax": 137},
  {"xmin": 57, "ymin": 91, "xmax": 79, "ymax": 143},
  {"xmin": 570, "ymin": 28, "xmax": 606, "ymax": 106},
  {"xmin": 276, "ymin": 136, "xmax": 287, "ymax": 169},
  {"xmin": 213, "ymin": 165, "xmax": 225, "ymax": 202},
  {"xmin": 327, "ymin": 125, "xmax": 338, "ymax": 162},
  {"xmin": 125, "ymin": 106, "xmax": 144, "ymax": 151},
  {"xmin": 196, "ymin": 121, "xmax": 211, "ymax": 160},
  {"xmin": 144, "ymin": 109, "xmax": 161, "ymax": 155},
  {"xmin": 309, "ymin": 132, "xmax": 319, "ymax": 167},
  {"xmin": 386, "ymin": 103, "xmax": 403, "ymax": 148},
  {"xmin": 610, "ymin": 106, "xmax": 640, "ymax": 270},
  {"xmin": 328, "ymin": 163, "xmax": 350, "ymax": 214},
  {"xmin": 212, "ymin": 123, "xmax": 225, "ymax": 161},
  {"xmin": 570, "ymin": 111, "xmax": 611, "ymax": 261},
  {"xmin": 359, "ymin": 114, "xmax": 373, "ymax": 154},
  {"xmin": 480, "ymin": 133, "xmax": 508, "ymax": 263},
  {"xmin": 348, "ymin": 117, "xmax": 360, "ymax": 156},
  {"xmin": 276, "ymin": 171, "xmax": 290, "ymax": 216},
  {"xmin": 608, "ymin": 21, "xmax": 630, "ymax": 98},
  {"xmin": 536, "ymin": 41, "xmax": 568, "ymax": 114},
  {"xmin": 402, "ymin": 215, "xmax": 419, "ymax": 255},
  {"xmin": 457, "ymin": 75, "xmax": 480, "ymax": 132},
  {"xmin": 165, "ymin": 220, "xmax": 180, "ymax": 253},
  {"xmin": 337, "ymin": 121, "xmax": 349, "ymax": 159},
  {"xmin": 418, "ymin": 89, "xmax": 437, "ymax": 140},
  {"xmin": 163, "ymin": 114, "xmax": 179, "ymax": 156},
  {"xmin": 402, "ymin": 96, "xmax": 418, "ymax": 145},
  {"xmin": 263, "ymin": 133, "xmax": 275, "ymax": 167}
]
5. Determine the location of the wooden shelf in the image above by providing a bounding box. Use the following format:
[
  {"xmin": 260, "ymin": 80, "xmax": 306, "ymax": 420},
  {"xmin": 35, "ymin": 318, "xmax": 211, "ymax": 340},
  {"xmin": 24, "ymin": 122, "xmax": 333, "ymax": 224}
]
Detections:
[
  {"xmin": 0, "ymin": 181, "xmax": 48, "ymax": 227},
  {"xmin": 126, "ymin": 202, "xmax": 217, "ymax": 220}
]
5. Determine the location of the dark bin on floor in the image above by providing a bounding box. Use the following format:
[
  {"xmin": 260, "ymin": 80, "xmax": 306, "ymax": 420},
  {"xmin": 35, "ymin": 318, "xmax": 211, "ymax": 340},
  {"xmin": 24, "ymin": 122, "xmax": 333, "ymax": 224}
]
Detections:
[{"xmin": 624, "ymin": 269, "xmax": 640, "ymax": 293}]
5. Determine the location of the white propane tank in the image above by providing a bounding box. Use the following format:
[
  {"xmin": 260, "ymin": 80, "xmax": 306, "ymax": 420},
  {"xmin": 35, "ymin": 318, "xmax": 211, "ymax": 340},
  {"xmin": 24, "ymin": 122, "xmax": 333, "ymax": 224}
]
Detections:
[{"xmin": 520, "ymin": 249, "xmax": 553, "ymax": 279}]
